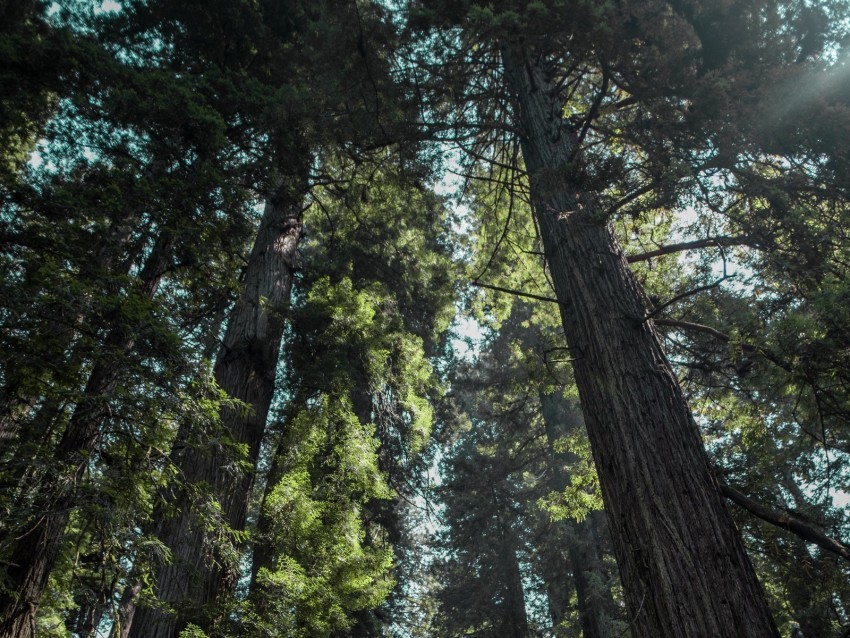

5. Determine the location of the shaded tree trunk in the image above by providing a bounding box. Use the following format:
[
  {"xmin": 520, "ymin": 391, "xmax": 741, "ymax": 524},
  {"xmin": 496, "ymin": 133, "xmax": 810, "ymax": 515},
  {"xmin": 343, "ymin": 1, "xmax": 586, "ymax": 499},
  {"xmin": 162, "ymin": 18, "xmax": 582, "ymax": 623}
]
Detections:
[
  {"xmin": 538, "ymin": 528, "xmax": 572, "ymax": 634},
  {"xmin": 128, "ymin": 162, "xmax": 308, "ymax": 638},
  {"xmin": 539, "ymin": 391, "xmax": 617, "ymax": 638},
  {"xmin": 501, "ymin": 44, "xmax": 779, "ymax": 638},
  {"xmin": 498, "ymin": 515, "xmax": 531, "ymax": 638},
  {"xmin": 109, "ymin": 302, "xmax": 229, "ymax": 638},
  {"xmin": 111, "ymin": 582, "xmax": 142, "ymax": 638},
  {"xmin": 65, "ymin": 569, "xmax": 114, "ymax": 638},
  {"xmin": 0, "ymin": 231, "xmax": 173, "ymax": 638},
  {"xmin": 567, "ymin": 516, "xmax": 615, "ymax": 638}
]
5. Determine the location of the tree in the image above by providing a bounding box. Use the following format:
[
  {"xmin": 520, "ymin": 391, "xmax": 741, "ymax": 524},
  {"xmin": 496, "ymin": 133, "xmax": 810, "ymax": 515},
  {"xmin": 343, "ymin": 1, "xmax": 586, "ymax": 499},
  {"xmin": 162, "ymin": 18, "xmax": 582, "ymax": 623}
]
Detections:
[
  {"xmin": 500, "ymin": 34, "xmax": 778, "ymax": 638},
  {"xmin": 0, "ymin": 2, "xmax": 264, "ymax": 634},
  {"xmin": 122, "ymin": 2, "xmax": 430, "ymax": 635},
  {"xmin": 2, "ymin": 1, "xmax": 850, "ymax": 635},
  {"xmin": 405, "ymin": 0, "xmax": 849, "ymax": 634},
  {"xmin": 2, "ymin": 2, "xmax": 262, "ymax": 635},
  {"xmin": 428, "ymin": 292, "xmax": 625, "ymax": 637},
  {"xmin": 245, "ymin": 158, "xmax": 456, "ymax": 637}
]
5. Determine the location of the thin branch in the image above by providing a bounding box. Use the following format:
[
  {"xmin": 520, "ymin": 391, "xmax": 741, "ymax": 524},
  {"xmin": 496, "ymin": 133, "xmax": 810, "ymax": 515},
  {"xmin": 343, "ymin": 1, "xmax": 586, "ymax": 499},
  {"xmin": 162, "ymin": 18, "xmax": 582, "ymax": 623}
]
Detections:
[
  {"xmin": 720, "ymin": 483, "xmax": 850, "ymax": 563},
  {"xmin": 604, "ymin": 181, "xmax": 658, "ymax": 216},
  {"xmin": 652, "ymin": 319, "xmax": 793, "ymax": 372},
  {"xmin": 470, "ymin": 281, "xmax": 566, "ymax": 307},
  {"xmin": 653, "ymin": 319, "xmax": 735, "ymax": 345},
  {"xmin": 644, "ymin": 275, "xmax": 734, "ymax": 321},
  {"xmin": 574, "ymin": 65, "xmax": 609, "ymax": 152},
  {"xmin": 627, "ymin": 236, "xmax": 750, "ymax": 263},
  {"xmin": 471, "ymin": 151, "xmax": 521, "ymax": 285},
  {"xmin": 610, "ymin": 95, "xmax": 638, "ymax": 111}
]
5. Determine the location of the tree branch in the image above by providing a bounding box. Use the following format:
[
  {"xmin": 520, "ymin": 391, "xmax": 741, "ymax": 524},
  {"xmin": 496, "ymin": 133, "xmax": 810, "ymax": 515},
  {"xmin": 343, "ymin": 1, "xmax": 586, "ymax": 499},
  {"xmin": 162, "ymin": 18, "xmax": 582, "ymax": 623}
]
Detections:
[
  {"xmin": 720, "ymin": 483, "xmax": 850, "ymax": 563},
  {"xmin": 644, "ymin": 275, "xmax": 733, "ymax": 321},
  {"xmin": 470, "ymin": 281, "xmax": 566, "ymax": 307},
  {"xmin": 653, "ymin": 318, "xmax": 733, "ymax": 344},
  {"xmin": 652, "ymin": 318, "xmax": 792, "ymax": 371},
  {"xmin": 627, "ymin": 236, "xmax": 750, "ymax": 263}
]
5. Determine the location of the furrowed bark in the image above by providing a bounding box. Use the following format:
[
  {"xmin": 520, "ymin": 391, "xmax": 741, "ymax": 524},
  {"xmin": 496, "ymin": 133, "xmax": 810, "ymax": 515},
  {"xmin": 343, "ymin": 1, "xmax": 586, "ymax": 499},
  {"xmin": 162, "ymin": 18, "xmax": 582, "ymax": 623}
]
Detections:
[
  {"xmin": 111, "ymin": 581, "xmax": 142, "ymax": 638},
  {"xmin": 110, "ymin": 309, "xmax": 228, "ymax": 638},
  {"xmin": 128, "ymin": 163, "xmax": 307, "ymax": 638},
  {"xmin": 501, "ymin": 44, "xmax": 779, "ymax": 638}
]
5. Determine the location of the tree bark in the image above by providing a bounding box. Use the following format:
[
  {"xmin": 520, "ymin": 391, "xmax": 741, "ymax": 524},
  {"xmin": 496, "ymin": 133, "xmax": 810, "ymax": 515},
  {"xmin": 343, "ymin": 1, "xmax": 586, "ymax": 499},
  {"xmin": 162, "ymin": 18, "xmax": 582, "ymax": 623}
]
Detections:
[
  {"xmin": 128, "ymin": 165, "xmax": 307, "ymax": 638},
  {"xmin": 500, "ymin": 44, "xmax": 779, "ymax": 638},
  {"xmin": 111, "ymin": 581, "xmax": 142, "ymax": 638},
  {"xmin": 0, "ymin": 231, "xmax": 172, "ymax": 638},
  {"xmin": 538, "ymin": 529, "xmax": 572, "ymax": 634}
]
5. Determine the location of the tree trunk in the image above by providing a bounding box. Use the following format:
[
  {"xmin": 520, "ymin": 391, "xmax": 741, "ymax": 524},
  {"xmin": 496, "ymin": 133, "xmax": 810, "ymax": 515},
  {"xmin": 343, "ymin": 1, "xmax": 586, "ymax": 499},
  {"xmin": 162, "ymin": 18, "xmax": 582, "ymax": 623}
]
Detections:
[
  {"xmin": 539, "ymin": 391, "xmax": 617, "ymax": 638},
  {"xmin": 538, "ymin": 530, "xmax": 572, "ymax": 634},
  {"xmin": 128, "ymin": 166, "xmax": 307, "ymax": 638},
  {"xmin": 65, "ymin": 574, "xmax": 113, "ymax": 638},
  {"xmin": 0, "ymin": 232, "xmax": 172, "ymax": 638},
  {"xmin": 111, "ymin": 582, "xmax": 142, "ymax": 638},
  {"xmin": 498, "ymin": 518, "xmax": 530, "ymax": 638},
  {"xmin": 501, "ymin": 44, "xmax": 779, "ymax": 638}
]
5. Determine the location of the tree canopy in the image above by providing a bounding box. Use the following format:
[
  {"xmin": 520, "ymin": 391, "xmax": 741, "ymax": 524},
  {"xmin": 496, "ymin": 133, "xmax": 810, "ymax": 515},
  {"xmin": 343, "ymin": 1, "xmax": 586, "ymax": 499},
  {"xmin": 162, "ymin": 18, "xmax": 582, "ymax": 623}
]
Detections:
[{"xmin": 1, "ymin": 1, "xmax": 849, "ymax": 637}]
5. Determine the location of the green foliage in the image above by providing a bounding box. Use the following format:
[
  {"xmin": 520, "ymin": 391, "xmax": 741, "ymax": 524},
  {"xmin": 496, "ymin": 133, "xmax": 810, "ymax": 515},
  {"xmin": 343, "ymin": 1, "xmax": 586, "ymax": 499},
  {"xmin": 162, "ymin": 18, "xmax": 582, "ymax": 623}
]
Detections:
[
  {"xmin": 427, "ymin": 300, "xmax": 624, "ymax": 636},
  {"xmin": 243, "ymin": 156, "xmax": 457, "ymax": 635},
  {"xmin": 538, "ymin": 429, "xmax": 603, "ymax": 523},
  {"xmin": 248, "ymin": 396, "xmax": 394, "ymax": 636},
  {"xmin": 2, "ymin": 0, "xmax": 850, "ymax": 635},
  {"xmin": 178, "ymin": 624, "xmax": 210, "ymax": 638}
]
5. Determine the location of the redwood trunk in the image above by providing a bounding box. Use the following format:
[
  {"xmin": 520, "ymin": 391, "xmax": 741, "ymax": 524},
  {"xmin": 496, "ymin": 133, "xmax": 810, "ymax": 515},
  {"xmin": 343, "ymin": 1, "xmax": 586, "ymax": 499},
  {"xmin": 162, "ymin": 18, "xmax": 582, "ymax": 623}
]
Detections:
[
  {"xmin": 501, "ymin": 44, "xmax": 778, "ymax": 637},
  {"xmin": 502, "ymin": 543, "xmax": 531, "ymax": 638},
  {"xmin": 0, "ymin": 208, "xmax": 142, "ymax": 458},
  {"xmin": 128, "ymin": 169, "xmax": 307, "ymax": 638}
]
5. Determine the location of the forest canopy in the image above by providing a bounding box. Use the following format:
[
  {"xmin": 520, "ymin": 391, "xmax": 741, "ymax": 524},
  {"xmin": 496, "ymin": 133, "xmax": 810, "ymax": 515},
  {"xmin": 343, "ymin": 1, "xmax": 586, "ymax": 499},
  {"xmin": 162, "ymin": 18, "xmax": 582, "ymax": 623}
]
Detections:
[{"xmin": 1, "ymin": 0, "xmax": 850, "ymax": 637}]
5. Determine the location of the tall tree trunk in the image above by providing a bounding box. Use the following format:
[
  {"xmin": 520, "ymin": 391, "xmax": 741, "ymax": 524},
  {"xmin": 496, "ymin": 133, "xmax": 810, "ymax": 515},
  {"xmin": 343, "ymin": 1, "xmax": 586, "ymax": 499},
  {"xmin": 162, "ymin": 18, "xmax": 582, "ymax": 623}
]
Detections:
[
  {"xmin": 501, "ymin": 44, "xmax": 779, "ymax": 637},
  {"xmin": 539, "ymin": 391, "xmax": 617, "ymax": 638},
  {"xmin": 128, "ymin": 164, "xmax": 308, "ymax": 638},
  {"xmin": 495, "ymin": 505, "xmax": 530, "ymax": 638},
  {"xmin": 537, "ymin": 527, "xmax": 572, "ymax": 634},
  {"xmin": 107, "ymin": 299, "xmax": 229, "ymax": 638},
  {"xmin": 0, "ymin": 231, "xmax": 173, "ymax": 638},
  {"xmin": 64, "ymin": 567, "xmax": 115, "ymax": 638}
]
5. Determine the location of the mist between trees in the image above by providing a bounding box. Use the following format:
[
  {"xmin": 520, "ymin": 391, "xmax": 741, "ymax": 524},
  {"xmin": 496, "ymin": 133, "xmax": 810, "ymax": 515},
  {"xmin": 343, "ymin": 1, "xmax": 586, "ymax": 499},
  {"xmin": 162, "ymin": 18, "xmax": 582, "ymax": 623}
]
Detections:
[{"xmin": 1, "ymin": 1, "xmax": 850, "ymax": 637}]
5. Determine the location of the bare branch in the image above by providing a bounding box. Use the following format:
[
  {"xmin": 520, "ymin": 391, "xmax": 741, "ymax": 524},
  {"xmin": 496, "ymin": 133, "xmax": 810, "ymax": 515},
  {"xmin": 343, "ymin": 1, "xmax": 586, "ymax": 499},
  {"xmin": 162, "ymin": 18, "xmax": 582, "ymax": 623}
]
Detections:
[
  {"xmin": 720, "ymin": 483, "xmax": 850, "ymax": 563},
  {"xmin": 470, "ymin": 281, "xmax": 566, "ymax": 307},
  {"xmin": 653, "ymin": 318, "xmax": 733, "ymax": 344},
  {"xmin": 644, "ymin": 275, "xmax": 734, "ymax": 321},
  {"xmin": 627, "ymin": 236, "xmax": 750, "ymax": 263},
  {"xmin": 652, "ymin": 318, "xmax": 793, "ymax": 372}
]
